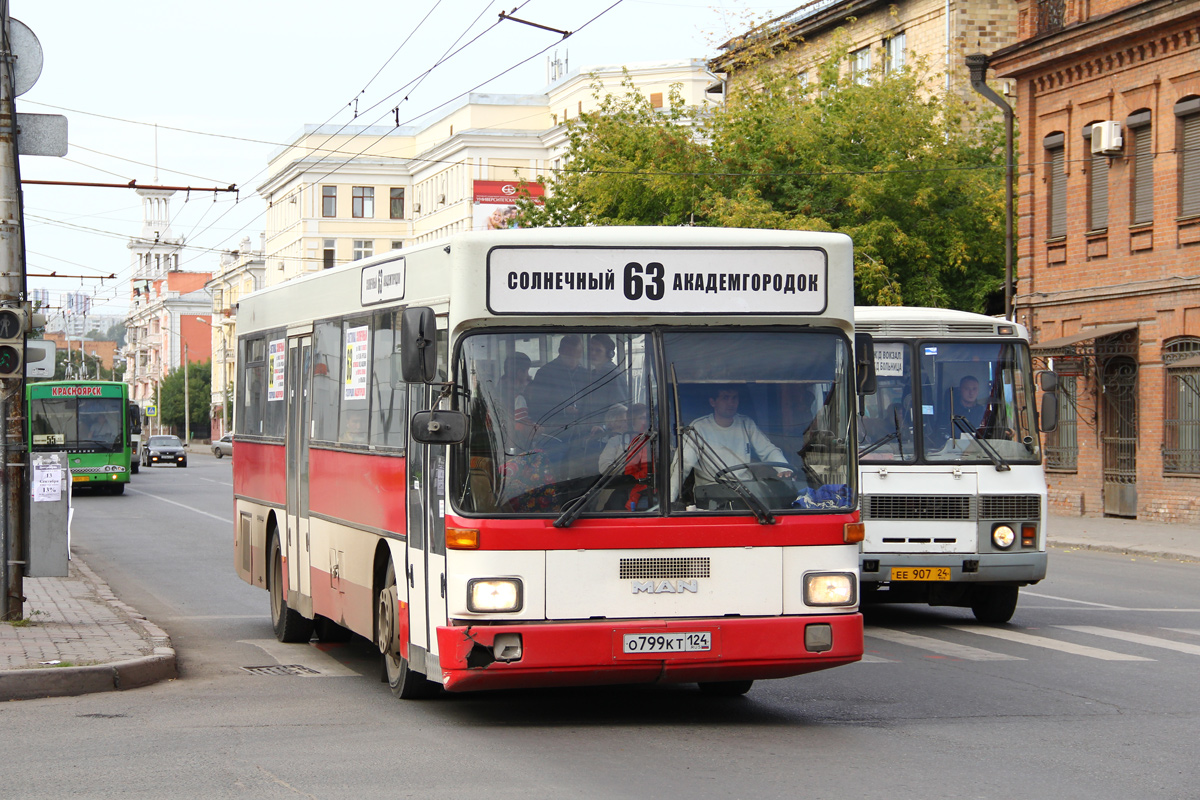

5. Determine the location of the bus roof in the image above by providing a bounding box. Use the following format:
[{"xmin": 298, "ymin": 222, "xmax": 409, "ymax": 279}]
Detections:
[{"xmin": 854, "ymin": 306, "xmax": 1029, "ymax": 340}]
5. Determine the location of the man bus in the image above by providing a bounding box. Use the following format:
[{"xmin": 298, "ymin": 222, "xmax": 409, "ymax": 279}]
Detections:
[{"xmin": 233, "ymin": 228, "xmax": 873, "ymax": 698}]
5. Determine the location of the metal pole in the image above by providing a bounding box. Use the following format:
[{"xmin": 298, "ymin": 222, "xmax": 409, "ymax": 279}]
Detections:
[
  {"xmin": 0, "ymin": 0, "xmax": 27, "ymax": 619},
  {"xmin": 183, "ymin": 342, "xmax": 189, "ymax": 446},
  {"xmin": 966, "ymin": 53, "xmax": 1015, "ymax": 321}
]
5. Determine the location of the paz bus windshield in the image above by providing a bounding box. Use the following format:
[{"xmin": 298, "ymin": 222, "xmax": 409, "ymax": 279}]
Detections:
[
  {"xmin": 30, "ymin": 395, "xmax": 126, "ymax": 453},
  {"xmin": 453, "ymin": 328, "xmax": 855, "ymax": 517}
]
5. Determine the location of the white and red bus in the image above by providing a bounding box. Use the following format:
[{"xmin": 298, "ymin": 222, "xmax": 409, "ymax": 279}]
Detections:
[{"xmin": 233, "ymin": 227, "xmax": 871, "ymax": 698}]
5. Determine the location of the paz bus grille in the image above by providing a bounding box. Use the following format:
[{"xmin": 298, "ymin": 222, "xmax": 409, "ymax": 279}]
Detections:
[
  {"xmin": 979, "ymin": 495, "xmax": 1041, "ymax": 519},
  {"xmin": 863, "ymin": 495, "xmax": 972, "ymax": 520}
]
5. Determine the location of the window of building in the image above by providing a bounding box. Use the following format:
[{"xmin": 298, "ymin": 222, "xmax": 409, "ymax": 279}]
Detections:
[
  {"xmin": 1044, "ymin": 374, "xmax": 1078, "ymax": 471},
  {"xmin": 1044, "ymin": 132, "xmax": 1066, "ymax": 239},
  {"xmin": 390, "ymin": 240, "xmax": 404, "ymax": 251},
  {"xmin": 352, "ymin": 186, "xmax": 374, "ymax": 219},
  {"xmin": 353, "ymin": 240, "xmax": 373, "ymax": 261},
  {"xmin": 323, "ymin": 239, "xmax": 335, "ymax": 270},
  {"xmin": 1175, "ymin": 96, "xmax": 1200, "ymax": 217},
  {"xmin": 1083, "ymin": 122, "xmax": 1109, "ymax": 232},
  {"xmin": 1164, "ymin": 337, "xmax": 1200, "ymax": 474},
  {"xmin": 322, "ymin": 186, "xmax": 336, "ymax": 217},
  {"xmin": 390, "ymin": 187, "xmax": 405, "ymax": 219},
  {"xmin": 1127, "ymin": 110, "xmax": 1153, "ymax": 225},
  {"xmin": 850, "ymin": 47, "xmax": 870, "ymax": 85},
  {"xmin": 884, "ymin": 32, "xmax": 906, "ymax": 73},
  {"xmin": 796, "ymin": 71, "xmax": 809, "ymax": 92}
]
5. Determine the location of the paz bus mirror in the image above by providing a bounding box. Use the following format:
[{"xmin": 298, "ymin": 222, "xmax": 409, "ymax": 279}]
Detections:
[
  {"xmin": 1038, "ymin": 370, "xmax": 1059, "ymax": 433},
  {"xmin": 401, "ymin": 306, "xmax": 438, "ymax": 383},
  {"xmin": 855, "ymin": 332, "xmax": 877, "ymax": 395},
  {"xmin": 410, "ymin": 409, "xmax": 467, "ymax": 444}
]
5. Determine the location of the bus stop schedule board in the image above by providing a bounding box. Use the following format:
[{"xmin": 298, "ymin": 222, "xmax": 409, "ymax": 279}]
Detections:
[{"xmin": 487, "ymin": 247, "xmax": 829, "ymax": 316}]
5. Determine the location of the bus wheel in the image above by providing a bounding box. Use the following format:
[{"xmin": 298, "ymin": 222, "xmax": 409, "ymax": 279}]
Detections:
[
  {"xmin": 378, "ymin": 561, "xmax": 438, "ymax": 699},
  {"xmin": 971, "ymin": 586, "xmax": 1019, "ymax": 624},
  {"xmin": 698, "ymin": 680, "xmax": 754, "ymax": 697},
  {"xmin": 131, "ymin": 462, "xmax": 139, "ymax": 474},
  {"xmin": 269, "ymin": 535, "xmax": 314, "ymax": 643}
]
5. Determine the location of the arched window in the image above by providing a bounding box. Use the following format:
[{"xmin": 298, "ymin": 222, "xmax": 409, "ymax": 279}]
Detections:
[
  {"xmin": 1164, "ymin": 337, "xmax": 1200, "ymax": 474},
  {"xmin": 1082, "ymin": 121, "xmax": 1109, "ymax": 231}
]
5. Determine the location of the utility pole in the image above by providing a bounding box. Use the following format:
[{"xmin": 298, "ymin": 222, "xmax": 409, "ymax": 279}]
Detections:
[
  {"xmin": 0, "ymin": 1, "xmax": 27, "ymax": 619},
  {"xmin": 182, "ymin": 342, "xmax": 189, "ymax": 446}
]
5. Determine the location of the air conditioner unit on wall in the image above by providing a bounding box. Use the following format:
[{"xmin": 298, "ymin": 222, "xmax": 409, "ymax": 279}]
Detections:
[{"xmin": 1091, "ymin": 121, "xmax": 1123, "ymax": 155}]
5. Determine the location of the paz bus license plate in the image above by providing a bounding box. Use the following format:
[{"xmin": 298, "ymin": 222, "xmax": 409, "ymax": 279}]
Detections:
[
  {"xmin": 891, "ymin": 567, "xmax": 951, "ymax": 581},
  {"xmin": 623, "ymin": 631, "xmax": 712, "ymax": 654}
]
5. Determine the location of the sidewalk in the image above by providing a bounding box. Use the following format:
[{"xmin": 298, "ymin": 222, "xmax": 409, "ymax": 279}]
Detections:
[
  {"xmin": 0, "ymin": 557, "xmax": 176, "ymax": 701},
  {"xmin": 1, "ymin": 513, "xmax": 1197, "ymax": 702}
]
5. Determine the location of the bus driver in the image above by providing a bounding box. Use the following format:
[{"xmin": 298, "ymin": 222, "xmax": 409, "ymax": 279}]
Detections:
[{"xmin": 673, "ymin": 384, "xmax": 793, "ymax": 504}]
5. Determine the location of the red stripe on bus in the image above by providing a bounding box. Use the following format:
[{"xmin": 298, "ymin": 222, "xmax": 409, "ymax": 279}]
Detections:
[
  {"xmin": 308, "ymin": 449, "xmax": 408, "ymax": 533},
  {"xmin": 233, "ymin": 440, "xmax": 286, "ymax": 506}
]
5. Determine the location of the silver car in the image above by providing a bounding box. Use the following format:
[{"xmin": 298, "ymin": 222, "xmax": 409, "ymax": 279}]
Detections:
[{"xmin": 212, "ymin": 434, "xmax": 233, "ymax": 458}]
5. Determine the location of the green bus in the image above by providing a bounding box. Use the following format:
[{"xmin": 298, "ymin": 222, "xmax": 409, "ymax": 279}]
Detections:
[{"xmin": 27, "ymin": 380, "xmax": 133, "ymax": 495}]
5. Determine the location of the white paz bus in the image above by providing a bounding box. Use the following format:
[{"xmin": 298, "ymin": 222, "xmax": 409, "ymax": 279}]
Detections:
[
  {"xmin": 233, "ymin": 227, "xmax": 874, "ymax": 698},
  {"xmin": 854, "ymin": 307, "xmax": 1058, "ymax": 623}
]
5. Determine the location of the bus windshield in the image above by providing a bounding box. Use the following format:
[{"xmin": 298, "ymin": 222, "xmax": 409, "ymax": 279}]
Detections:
[
  {"xmin": 30, "ymin": 396, "xmax": 126, "ymax": 453},
  {"xmin": 918, "ymin": 340, "xmax": 1040, "ymax": 463},
  {"xmin": 453, "ymin": 328, "xmax": 855, "ymax": 517}
]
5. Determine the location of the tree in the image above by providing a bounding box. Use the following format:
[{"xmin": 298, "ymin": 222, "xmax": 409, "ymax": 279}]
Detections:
[
  {"xmin": 518, "ymin": 44, "xmax": 1007, "ymax": 312},
  {"xmin": 160, "ymin": 360, "xmax": 211, "ymax": 438}
]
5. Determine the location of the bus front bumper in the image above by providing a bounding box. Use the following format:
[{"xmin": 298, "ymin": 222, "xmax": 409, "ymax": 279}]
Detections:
[
  {"xmin": 860, "ymin": 551, "xmax": 1048, "ymax": 585},
  {"xmin": 435, "ymin": 614, "xmax": 863, "ymax": 693}
]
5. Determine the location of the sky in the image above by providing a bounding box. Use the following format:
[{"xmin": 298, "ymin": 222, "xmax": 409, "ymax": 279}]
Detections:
[{"xmin": 12, "ymin": 0, "xmax": 780, "ymax": 322}]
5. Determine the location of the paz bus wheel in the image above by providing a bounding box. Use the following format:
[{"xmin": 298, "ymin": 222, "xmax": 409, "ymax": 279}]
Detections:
[
  {"xmin": 379, "ymin": 561, "xmax": 439, "ymax": 699},
  {"xmin": 269, "ymin": 535, "xmax": 314, "ymax": 643},
  {"xmin": 971, "ymin": 586, "xmax": 1019, "ymax": 624},
  {"xmin": 698, "ymin": 680, "xmax": 754, "ymax": 697}
]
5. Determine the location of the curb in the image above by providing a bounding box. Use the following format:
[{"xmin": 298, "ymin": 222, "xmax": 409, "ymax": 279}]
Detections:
[
  {"xmin": 1049, "ymin": 539, "xmax": 1200, "ymax": 563},
  {"xmin": 0, "ymin": 561, "xmax": 178, "ymax": 702}
]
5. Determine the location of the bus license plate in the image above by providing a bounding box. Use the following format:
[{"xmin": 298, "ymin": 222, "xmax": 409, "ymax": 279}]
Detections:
[
  {"xmin": 891, "ymin": 567, "xmax": 951, "ymax": 581},
  {"xmin": 71, "ymin": 475, "xmax": 87, "ymax": 483},
  {"xmin": 623, "ymin": 632, "xmax": 711, "ymax": 654}
]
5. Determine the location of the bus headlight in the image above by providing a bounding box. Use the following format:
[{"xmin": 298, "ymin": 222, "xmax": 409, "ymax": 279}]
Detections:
[
  {"xmin": 992, "ymin": 525, "xmax": 1016, "ymax": 549},
  {"xmin": 804, "ymin": 572, "xmax": 857, "ymax": 606},
  {"xmin": 467, "ymin": 578, "xmax": 523, "ymax": 613}
]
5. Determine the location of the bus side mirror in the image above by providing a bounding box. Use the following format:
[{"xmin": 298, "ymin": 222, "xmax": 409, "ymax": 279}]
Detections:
[
  {"xmin": 1038, "ymin": 371, "xmax": 1059, "ymax": 433},
  {"xmin": 410, "ymin": 410, "xmax": 467, "ymax": 444},
  {"xmin": 855, "ymin": 332, "xmax": 877, "ymax": 395},
  {"xmin": 400, "ymin": 307, "xmax": 438, "ymax": 383}
]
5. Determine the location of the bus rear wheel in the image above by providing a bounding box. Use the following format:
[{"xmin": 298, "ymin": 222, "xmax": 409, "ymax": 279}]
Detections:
[
  {"xmin": 269, "ymin": 535, "xmax": 314, "ymax": 643},
  {"xmin": 971, "ymin": 585, "xmax": 1019, "ymax": 624},
  {"xmin": 378, "ymin": 561, "xmax": 438, "ymax": 699}
]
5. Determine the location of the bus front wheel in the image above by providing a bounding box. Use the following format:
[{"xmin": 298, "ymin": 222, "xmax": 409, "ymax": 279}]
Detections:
[
  {"xmin": 971, "ymin": 585, "xmax": 1019, "ymax": 624},
  {"xmin": 269, "ymin": 535, "xmax": 314, "ymax": 643},
  {"xmin": 378, "ymin": 561, "xmax": 438, "ymax": 699}
]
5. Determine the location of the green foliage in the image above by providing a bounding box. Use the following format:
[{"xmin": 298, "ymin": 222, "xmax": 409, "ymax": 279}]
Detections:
[
  {"xmin": 160, "ymin": 360, "xmax": 211, "ymax": 432},
  {"xmin": 518, "ymin": 46, "xmax": 1007, "ymax": 312}
]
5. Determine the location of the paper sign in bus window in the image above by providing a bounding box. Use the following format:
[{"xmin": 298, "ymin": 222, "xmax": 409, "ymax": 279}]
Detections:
[
  {"xmin": 344, "ymin": 326, "xmax": 369, "ymax": 401},
  {"xmin": 267, "ymin": 339, "xmax": 286, "ymax": 401}
]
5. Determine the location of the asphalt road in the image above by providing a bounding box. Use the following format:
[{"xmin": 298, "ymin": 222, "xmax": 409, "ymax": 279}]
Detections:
[{"xmin": 3, "ymin": 452, "xmax": 1197, "ymax": 799}]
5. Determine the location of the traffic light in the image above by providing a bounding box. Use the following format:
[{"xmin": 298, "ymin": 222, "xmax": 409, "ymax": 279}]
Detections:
[{"xmin": 0, "ymin": 307, "xmax": 28, "ymax": 378}]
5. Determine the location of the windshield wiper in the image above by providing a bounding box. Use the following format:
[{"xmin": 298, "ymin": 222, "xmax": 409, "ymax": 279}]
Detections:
[
  {"xmin": 951, "ymin": 416, "xmax": 1010, "ymax": 472},
  {"xmin": 554, "ymin": 432, "xmax": 655, "ymax": 528},
  {"xmin": 688, "ymin": 430, "xmax": 775, "ymax": 525}
]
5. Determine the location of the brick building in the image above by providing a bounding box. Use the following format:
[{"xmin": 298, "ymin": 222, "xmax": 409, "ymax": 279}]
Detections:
[{"xmin": 989, "ymin": 1, "xmax": 1200, "ymax": 520}]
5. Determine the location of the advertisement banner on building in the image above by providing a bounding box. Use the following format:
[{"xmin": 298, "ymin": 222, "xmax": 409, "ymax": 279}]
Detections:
[{"xmin": 472, "ymin": 180, "xmax": 545, "ymax": 231}]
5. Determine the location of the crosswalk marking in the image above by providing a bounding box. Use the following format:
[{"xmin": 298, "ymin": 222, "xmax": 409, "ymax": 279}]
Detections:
[
  {"xmin": 1022, "ymin": 591, "xmax": 1127, "ymax": 610},
  {"xmin": 1163, "ymin": 628, "xmax": 1200, "ymax": 638},
  {"xmin": 946, "ymin": 625, "xmax": 1153, "ymax": 661},
  {"xmin": 859, "ymin": 653, "xmax": 896, "ymax": 663},
  {"xmin": 867, "ymin": 627, "xmax": 1024, "ymax": 661},
  {"xmin": 1058, "ymin": 626, "xmax": 1200, "ymax": 656}
]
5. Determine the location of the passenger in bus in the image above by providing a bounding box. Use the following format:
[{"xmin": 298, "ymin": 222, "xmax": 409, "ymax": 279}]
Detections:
[
  {"xmin": 495, "ymin": 352, "xmax": 534, "ymax": 451},
  {"xmin": 584, "ymin": 334, "xmax": 629, "ymax": 419},
  {"xmin": 672, "ymin": 384, "xmax": 793, "ymax": 503},
  {"xmin": 598, "ymin": 403, "xmax": 654, "ymax": 510},
  {"xmin": 86, "ymin": 414, "xmax": 119, "ymax": 445},
  {"xmin": 527, "ymin": 335, "xmax": 585, "ymax": 429}
]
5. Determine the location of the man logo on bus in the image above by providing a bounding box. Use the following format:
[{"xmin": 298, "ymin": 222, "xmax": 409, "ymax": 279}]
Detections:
[{"xmin": 632, "ymin": 580, "xmax": 699, "ymax": 594}]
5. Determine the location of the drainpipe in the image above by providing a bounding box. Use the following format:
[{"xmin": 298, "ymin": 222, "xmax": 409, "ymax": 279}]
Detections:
[{"xmin": 966, "ymin": 52, "xmax": 1014, "ymax": 321}]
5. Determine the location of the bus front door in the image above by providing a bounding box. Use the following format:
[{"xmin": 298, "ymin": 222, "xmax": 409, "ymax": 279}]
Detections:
[
  {"xmin": 285, "ymin": 336, "xmax": 314, "ymax": 618},
  {"xmin": 406, "ymin": 382, "xmax": 448, "ymax": 678}
]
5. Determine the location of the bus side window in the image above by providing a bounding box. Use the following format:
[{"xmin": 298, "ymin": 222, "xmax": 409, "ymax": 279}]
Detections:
[
  {"xmin": 371, "ymin": 311, "xmax": 406, "ymax": 449},
  {"xmin": 311, "ymin": 320, "xmax": 342, "ymax": 442}
]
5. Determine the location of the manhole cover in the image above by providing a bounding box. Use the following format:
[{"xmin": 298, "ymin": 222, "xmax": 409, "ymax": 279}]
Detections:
[{"xmin": 241, "ymin": 664, "xmax": 322, "ymax": 676}]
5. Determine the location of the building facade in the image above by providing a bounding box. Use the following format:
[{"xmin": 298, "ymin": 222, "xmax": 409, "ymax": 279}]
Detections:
[
  {"xmin": 204, "ymin": 237, "xmax": 265, "ymax": 439},
  {"xmin": 122, "ymin": 189, "xmax": 213, "ymax": 425},
  {"xmin": 990, "ymin": 0, "xmax": 1200, "ymax": 520},
  {"xmin": 711, "ymin": 0, "xmax": 1019, "ymax": 100},
  {"xmin": 256, "ymin": 60, "xmax": 717, "ymax": 286}
]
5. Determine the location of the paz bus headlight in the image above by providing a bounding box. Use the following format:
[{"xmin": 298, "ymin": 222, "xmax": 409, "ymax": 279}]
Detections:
[
  {"xmin": 467, "ymin": 578, "xmax": 523, "ymax": 613},
  {"xmin": 804, "ymin": 572, "xmax": 857, "ymax": 606},
  {"xmin": 992, "ymin": 525, "xmax": 1016, "ymax": 549}
]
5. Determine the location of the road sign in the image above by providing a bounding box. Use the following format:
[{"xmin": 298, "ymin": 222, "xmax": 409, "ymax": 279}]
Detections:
[
  {"xmin": 145, "ymin": 404, "xmax": 158, "ymax": 417},
  {"xmin": 9, "ymin": 19, "xmax": 44, "ymax": 97},
  {"xmin": 16, "ymin": 113, "xmax": 67, "ymax": 157}
]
